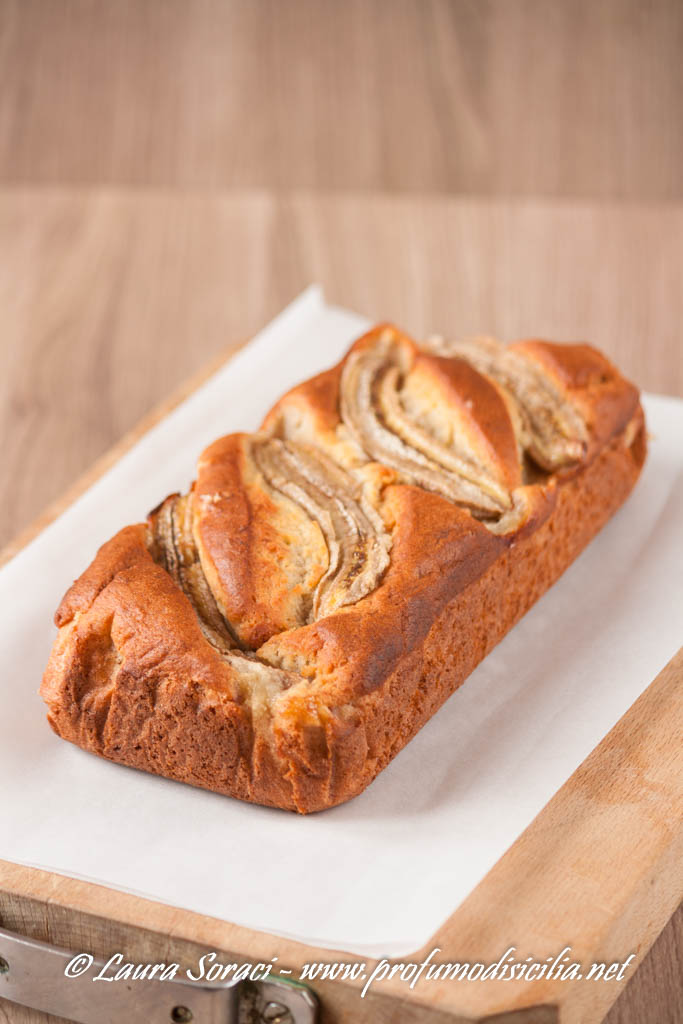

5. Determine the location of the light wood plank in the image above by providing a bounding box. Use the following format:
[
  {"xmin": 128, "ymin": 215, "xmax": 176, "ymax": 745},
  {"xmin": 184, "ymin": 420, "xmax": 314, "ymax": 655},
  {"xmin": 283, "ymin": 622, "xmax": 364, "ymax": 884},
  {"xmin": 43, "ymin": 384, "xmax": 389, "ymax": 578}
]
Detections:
[
  {"xmin": 607, "ymin": 906, "xmax": 682, "ymax": 1024},
  {"xmin": 0, "ymin": 0, "xmax": 681, "ymax": 199}
]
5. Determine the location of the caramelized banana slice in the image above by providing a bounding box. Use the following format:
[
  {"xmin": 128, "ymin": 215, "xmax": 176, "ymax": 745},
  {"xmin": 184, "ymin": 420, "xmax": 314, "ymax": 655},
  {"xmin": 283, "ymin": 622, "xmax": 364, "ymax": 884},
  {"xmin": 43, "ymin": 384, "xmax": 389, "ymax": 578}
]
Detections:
[
  {"xmin": 150, "ymin": 494, "xmax": 240, "ymax": 653},
  {"xmin": 431, "ymin": 336, "xmax": 588, "ymax": 471},
  {"xmin": 340, "ymin": 337, "xmax": 510, "ymax": 516},
  {"xmin": 252, "ymin": 438, "xmax": 391, "ymax": 618},
  {"xmin": 377, "ymin": 365, "xmax": 513, "ymax": 509},
  {"xmin": 151, "ymin": 493, "xmax": 298, "ymax": 709}
]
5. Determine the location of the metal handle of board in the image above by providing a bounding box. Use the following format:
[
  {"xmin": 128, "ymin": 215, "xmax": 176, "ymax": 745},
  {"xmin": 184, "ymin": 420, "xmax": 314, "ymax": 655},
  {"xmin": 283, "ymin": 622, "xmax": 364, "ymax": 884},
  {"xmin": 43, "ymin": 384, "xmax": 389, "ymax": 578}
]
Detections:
[{"xmin": 0, "ymin": 925, "xmax": 319, "ymax": 1024}]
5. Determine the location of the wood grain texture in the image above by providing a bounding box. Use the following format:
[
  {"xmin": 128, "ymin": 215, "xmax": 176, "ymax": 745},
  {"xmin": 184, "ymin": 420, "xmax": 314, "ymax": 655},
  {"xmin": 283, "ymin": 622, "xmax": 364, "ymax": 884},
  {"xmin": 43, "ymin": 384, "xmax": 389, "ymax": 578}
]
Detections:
[
  {"xmin": 0, "ymin": 0, "xmax": 681, "ymax": 198},
  {"xmin": 606, "ymin": 906, "xmax": 682, "ymax": 1024},
  {"xmin": 1, "ymin": 187, "xmax": 682, "ymax": 550}
]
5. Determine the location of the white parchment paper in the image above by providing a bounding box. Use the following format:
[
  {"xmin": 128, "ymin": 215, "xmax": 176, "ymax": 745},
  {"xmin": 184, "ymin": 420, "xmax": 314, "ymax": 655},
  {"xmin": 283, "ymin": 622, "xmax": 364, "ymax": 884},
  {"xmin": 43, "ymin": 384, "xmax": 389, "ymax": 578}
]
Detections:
[{"xmin": 1, "ymin": 287, "xmax": 681, "ymax": 956}]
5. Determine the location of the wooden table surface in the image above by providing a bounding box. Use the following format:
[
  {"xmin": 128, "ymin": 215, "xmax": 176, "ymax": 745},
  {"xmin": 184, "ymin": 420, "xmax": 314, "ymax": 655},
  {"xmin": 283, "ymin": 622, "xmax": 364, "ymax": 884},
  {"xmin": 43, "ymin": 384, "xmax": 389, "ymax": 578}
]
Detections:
[{"xmin": 0, "ymin": 2, "xmax": 680, "ymax": 1022}]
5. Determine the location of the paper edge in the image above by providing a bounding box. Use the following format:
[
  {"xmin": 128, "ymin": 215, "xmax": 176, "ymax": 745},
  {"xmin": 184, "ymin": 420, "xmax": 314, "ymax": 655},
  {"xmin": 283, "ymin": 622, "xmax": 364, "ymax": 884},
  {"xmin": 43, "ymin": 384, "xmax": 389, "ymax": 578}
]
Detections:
[{"xmin": 0, "ymin": 284, "xmax": 327, "ymax": 574}]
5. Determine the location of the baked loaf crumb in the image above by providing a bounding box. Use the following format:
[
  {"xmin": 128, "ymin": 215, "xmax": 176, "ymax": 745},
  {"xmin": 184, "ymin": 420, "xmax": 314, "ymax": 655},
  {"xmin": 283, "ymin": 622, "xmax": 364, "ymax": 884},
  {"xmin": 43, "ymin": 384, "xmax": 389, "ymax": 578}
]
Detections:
[{"xmin": 41, "ymin": 326, "xmax": 646, "ymax": 812}]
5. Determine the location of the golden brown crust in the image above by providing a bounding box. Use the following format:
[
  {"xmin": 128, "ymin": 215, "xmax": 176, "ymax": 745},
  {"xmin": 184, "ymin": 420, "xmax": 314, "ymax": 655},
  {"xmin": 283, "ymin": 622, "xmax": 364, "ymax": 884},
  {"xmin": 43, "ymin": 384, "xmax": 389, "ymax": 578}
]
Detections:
[
  {"xmin": 193, "ymin": 433, "xmax": 328, "ymax": 648},
  {"xmin": 40, "ymin": 326, "xmax": 647, "ymax": 813}
]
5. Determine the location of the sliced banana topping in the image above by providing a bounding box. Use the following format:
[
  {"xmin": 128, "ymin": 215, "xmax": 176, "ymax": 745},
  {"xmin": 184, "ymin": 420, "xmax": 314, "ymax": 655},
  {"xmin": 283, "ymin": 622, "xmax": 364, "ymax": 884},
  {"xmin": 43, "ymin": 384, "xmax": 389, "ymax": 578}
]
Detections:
[
  {"xmin": 430, "ymin": 336, "xmax": 588, "ymax": 471},
  {"xmin": 252, "ymin": 437, "xmax": 391, "ymax": 619},
  {"xmin": 151, "ymin": 493, "xmax": 297, "ymax": 702},
  {"xmin": 152, "ymin": 329, "xmax": 593, "ymax": 663},
  {"xmin": 151, "ymin": 494, "xmax": 241, "ymax": 654},
  {"xmin": 377, "ymin": 365, "xmax": 513, "ymax": 509},
  {"xmin": 340, "ymin": 339, "xmax": 511, "ymax": 517}
]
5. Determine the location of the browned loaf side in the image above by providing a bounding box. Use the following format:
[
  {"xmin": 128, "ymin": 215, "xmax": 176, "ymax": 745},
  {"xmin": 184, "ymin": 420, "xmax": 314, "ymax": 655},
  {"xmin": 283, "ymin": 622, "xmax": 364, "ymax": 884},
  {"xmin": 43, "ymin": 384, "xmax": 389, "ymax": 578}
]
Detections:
[{"xmin": 41, "ymin": 326, "xmax": 646, "ymax": 812}]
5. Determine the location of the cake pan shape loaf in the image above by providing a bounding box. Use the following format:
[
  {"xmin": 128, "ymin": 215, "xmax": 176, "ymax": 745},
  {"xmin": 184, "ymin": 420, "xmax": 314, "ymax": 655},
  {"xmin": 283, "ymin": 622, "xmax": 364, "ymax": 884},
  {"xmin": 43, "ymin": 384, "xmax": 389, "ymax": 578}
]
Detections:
[{"xmin": 41, "ymin": 326, "xmax": 646, "ymax": 813}]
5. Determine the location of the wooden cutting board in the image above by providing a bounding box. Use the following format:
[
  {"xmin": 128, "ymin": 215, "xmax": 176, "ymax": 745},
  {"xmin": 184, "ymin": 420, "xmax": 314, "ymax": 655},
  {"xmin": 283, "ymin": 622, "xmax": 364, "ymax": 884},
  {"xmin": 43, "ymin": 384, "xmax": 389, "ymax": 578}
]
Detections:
[{"xmin": 1, "ymin": 340, "xmax": 681, "ymax": 1024}]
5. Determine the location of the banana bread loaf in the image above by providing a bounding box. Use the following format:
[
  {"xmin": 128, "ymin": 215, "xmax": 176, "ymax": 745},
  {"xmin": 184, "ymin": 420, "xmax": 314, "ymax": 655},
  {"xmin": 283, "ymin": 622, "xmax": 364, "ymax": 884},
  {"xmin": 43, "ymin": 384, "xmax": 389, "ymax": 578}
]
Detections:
[{"xmin": 41, "ymin": 325, "xmax": 646, "ymax": 812}]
